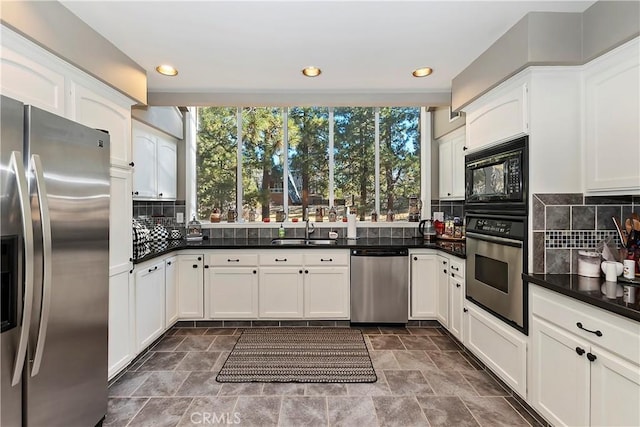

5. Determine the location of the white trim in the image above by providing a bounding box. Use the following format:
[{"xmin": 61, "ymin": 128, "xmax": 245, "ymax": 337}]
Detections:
[
  {"xmin": 236, "ymin": 107, "xmax": 243, "ymax": 221},
  {"xmin": 374, "ymin": 107, "xmax": 381, "ymax": 216},
  {"xmin": 328, "ymin": 107, "xmax": 335, "ymax": 208},
  {"xmin": 420, "ymin": 106, "xmax": 431, "ymax": 220},
  {"xmin": 282, "ymin": 108, "xmax": 289, "ymax": 216}
]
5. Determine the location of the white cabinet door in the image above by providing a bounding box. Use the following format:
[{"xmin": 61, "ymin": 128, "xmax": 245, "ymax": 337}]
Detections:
[
  {"xmin": 208, "ymin": 267, "xmax": 259, "ymax": 319},
  {"xmin": 165, "ymin": 256, "xmax": 179, "ymax": 328},
  {"xmin": 590, "ymin": 347, "xmax": 640, "ymax": 427},
  {"xmin": 465, "ymin": 81, "xmax": 528, "ymax": 152},
  {"xmin": 448, "ymin": 274, "xmax": 464, "ymax": 342},
  {"xmin": 70, "ymin": 80, "xmax": 132, "ymax": 168},
  {"xmin": 304, "ymin": 267, "xmax": 350, "ymax": 319},
  {"xmin": 135, "ymin": 262, "xmax": 166, "ymax": 352},
  {"xmin": 259, "ymin": 267, "xmax": 304, "ymax": 318},
  {"xmin": 451, "ymin": 134, "xmax": 467, "ymax": 199},
  {"xmin": 156, "ymin": 136, "xmax": 177, "ymax": 200},
  {"xmin": 109, "ymin": 168, "xmax": 133, "ymax": 276},
  {"xmin": 132, "ymin": 125, "xmax": 157, "ymax": 199},
  {"xmin": 436, "ymin": 255, "xmax": 449, "ymax": 327},
  {"xmin": 0, "ymin": 29, "xmax": 66, "ymax": 117},
  {"xmin": 530, "ymin": 317, "xmax": 590, "ymax": 427},
  {"xmin": 584, "ymin": 38, "xmax": 640, "ymax": 194},
  {"xmin": 438, "ymin": 139, "xmax": 453, "ymax": 199},
  {"xmin": 177, "ymin": 254, "xmax": 204, "ymax": 319},
  {"xmin": 108, "ymin": 270, "xmax": 134, "ymax": 379},
  {"xmin": 410, "ymin": 254, "xmax": 437, "ymax": 319}
]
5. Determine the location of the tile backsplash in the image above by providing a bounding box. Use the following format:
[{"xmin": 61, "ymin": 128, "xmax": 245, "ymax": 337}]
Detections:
[
  {"xmin": 532, "ymin": 194, "xmax": 640, "ymax": 274},
  {"xmin": 133, "ymin": 200, "xmax": 186, "ymax": 229}
]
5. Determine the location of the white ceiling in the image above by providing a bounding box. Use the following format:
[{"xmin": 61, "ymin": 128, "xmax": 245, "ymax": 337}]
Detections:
[{"xmin": 61, "ymin": 0, "xmax": 594, "ymax": 105}]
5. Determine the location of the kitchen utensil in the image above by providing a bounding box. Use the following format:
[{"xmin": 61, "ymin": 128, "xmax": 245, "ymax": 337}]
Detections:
[{"xmin": 612, "ymin": 216, "xmax": 628, "ymax": 246}]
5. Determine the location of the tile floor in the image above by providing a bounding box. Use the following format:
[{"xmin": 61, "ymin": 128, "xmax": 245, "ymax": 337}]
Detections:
[{"xmin": 106, "ymin": 326, "xmax": 546, "ymax": 427}]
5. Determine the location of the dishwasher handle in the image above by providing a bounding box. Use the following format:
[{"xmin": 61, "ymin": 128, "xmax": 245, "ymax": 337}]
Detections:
[{"xmin": 351, "ymin": 248, "xmax": 408, "ymax": 257}]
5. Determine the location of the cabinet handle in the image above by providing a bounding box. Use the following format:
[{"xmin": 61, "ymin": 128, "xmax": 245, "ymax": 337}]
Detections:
[
  {"xmin": 442, "ymin": 260, "xmax": 447, "ymax": 265},
  {"xmin": 586, "ymin": 352, "xmax": 597, "ymax": 362},
  {"xmin": 320, "ymin": 258, "xmax": 333, "ymax": 262},
  {"xmin": 575, "ymin": 347, "xmax": 585, "ymax": 356},
  {"xmin": 192, "ymin": 264, "xmax": 198, "ymax": 268},
  {"xmin": 443, "ymin": 269, "xmax": 447, "ymax": 274},
  {"xmin": 134, "ymin": 191, "xmax": 139, "ymax": 195},
  {"xmin": 129, "ymin": 269, "xmax": 133, "ymax": 274},
  {"xmin": 576, "ymin": 322, "xmax": 602, "ymax": 337},
  {"xmin": 463, "ymin": 308, "xmax": 468, "ymax": 313},
  {"xmin": 204, "ymin": 265, "xmax": 209, "ymax": 269},
  {"xmin": 253, "ymin": 270, "xmax": 257, "ymax": 274},
  {"xmin": 197, "ymin": 257, "xmax": 202, "ymax": 261},
  {"xmin": 456, "ymin": 283, "xmax": 461, "ymax": 288},
  {"xmin": 305, "ymin": 270, "xmax": 309, "ymax": 274},
  {"xmin": 227, "ymin": 259, "xmax": 239, "ymax": 262},
  {"xmin": 275, "ymin": 258, "xmax": 287, "ymax": 262},
  {"xmin": 451, "ymin": 266, "xmax": 459, "ymax": 271},
  {"xmin": 451, "ymin": 272, "xmax": 455, "ymax": 277},
  {"xmin": 129, "ymin": 257, "xmax": 133, "ymax": 262},
  {"xmin": 148, "ymin": 266, "xmax": 158, "ymax": 273},
  {"xmin": 447, "ymin": 192, "xmax": 451, "ymax": 196},
  {"xmin": 129, "ymin": 162, "xmax": 135, "ymax": 167}
]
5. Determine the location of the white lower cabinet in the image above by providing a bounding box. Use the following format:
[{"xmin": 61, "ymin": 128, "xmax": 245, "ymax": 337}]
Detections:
[
  {"xmin": 304, "ymin": 266, "xmax": 350, "ymax": 319},
  {"xmin": 135, "ymin": 261, "xmax": 165, "ymax": 352},
  {"xmin": 529, "ymin": 285, "xmax": 640, "ymax": 427},
  {"xmin": 177, "ymin": 254, "xmax": 204, "ymax": 319},
  {"xmin": 464, "ymin": 301, "xmax": 527, "ymax": 398},
  {"xmin": 436, "ymin": 255, "xmax": 449, "ymax": 327},
  {"xmin": 108, "ymin": 270, "xmax": 134, "ymax": 379},
  {"xmin": 207, "ymin": 266, "xmax": 259, "ymax": 319},
  {"xmin": 164, "ymin": 256, "xmax": 178, "ymax": 328},
  {"xmin": 259, "ymin": 267, "xmax": 304, "ymax": 318},
  {"xmin": 448, "ymin": 273, "xmax": 465, "ymax": 342},
  {"xmin": 409, "ymin": 251, "xmax": 438, "ymax": 319}
]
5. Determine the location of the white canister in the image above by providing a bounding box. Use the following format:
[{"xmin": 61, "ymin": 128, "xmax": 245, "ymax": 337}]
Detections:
[
  {"xmin": 623, "ymin": 259, "xmax": 636, "ymax": 279},
  {"xmin": 577, "ymin": 251, "xmax": 601, "ymax": 277}
]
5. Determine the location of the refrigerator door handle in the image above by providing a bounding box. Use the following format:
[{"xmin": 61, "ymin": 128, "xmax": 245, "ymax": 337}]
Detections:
[
  {"xmin": 30, "ymin": 154, "xmax": 52, "ymax": 377},
  {"xmin": 10, "ymin": 151, "xmax": 35, "ymax": 387}
]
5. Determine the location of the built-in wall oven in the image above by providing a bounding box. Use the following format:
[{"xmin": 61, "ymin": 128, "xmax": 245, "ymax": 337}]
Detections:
[
  {"xmin": 465, "ymin": 214, "xmax": 527, "ymax": 333},
  {"xmin": 465, "ymin": 136, "xmax": 529, "ymax": 334}
]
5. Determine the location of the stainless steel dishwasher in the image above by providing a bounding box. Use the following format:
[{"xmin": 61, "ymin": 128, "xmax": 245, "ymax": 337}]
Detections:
[{"xmin": 350, "ymin": 248, "xmax": 409, "ymax": 323}]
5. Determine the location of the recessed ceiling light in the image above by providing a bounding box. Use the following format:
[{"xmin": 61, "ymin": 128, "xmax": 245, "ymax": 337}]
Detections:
[
  {"xmin": 412, "ymin": 67, "xmax": 433, "ymax": 78},
  {"xmin": 156, "ymin": 64, "xmax": 178, "ymax": 76},
  {"xmin": 302, "ymin": 66, "xmax": 322, "ymax": 77}
]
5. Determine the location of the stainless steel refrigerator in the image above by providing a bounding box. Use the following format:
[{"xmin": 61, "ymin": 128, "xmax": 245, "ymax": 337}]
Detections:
[{"xmin": 1, "ymin": 95, "xmax": 110, "ymax": 427}]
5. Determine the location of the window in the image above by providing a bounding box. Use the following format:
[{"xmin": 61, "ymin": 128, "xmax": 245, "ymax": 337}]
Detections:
[{"xmin": 196, "ymin": 106, "xmax": 422, "ymax": 222}]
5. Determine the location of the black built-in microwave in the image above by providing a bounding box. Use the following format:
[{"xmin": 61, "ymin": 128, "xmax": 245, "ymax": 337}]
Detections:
[{"xmin": 464, "ymin": 136, "xmax": 528, "ymax": 214}]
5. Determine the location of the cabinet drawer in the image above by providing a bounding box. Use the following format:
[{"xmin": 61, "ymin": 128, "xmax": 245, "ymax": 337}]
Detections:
[
  {"xmin": 449, "ymin": 258, "xmax": 464, "ymax": 279},
  {"xmin": 303, "ymin": 251, "xmax": 349, "ymax": 266},
  {"xmin": 209, "ymin": 253, "xmax": 258, "ymax": 267},
  {"xmin": 531, "ymin": 285, "xmax": 640, "ymax": 364},
  {"xmin": 260, "ymin": 252, "xmax": 303, "ymax": 266}
]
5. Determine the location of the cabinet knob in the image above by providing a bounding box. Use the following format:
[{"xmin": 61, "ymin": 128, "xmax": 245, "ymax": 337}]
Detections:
[
  {"xmin": 463, "ymin": 308, "xmax": 468, "ymax": 313},
  {"xmin": 167, "ymin": 261, "xmax": 172, "ymax": 265},
  {"xmin": 129, "ymin": 162, "xmax": 135, "ymax": 167},
  {"xmin": 192, "ymin": 264, "xmax": 198, "ymax": 268},
  {"xmin": 575, "ymin": 347, "xmax": 585, "ymax": 356},
  {"xmin": 442, "ymin": 260, "xmax": 447, "ymax": 265},
  {"xmin": 204, "ymin": 265, "xmax": 209, "ymax": 269},
  {"xmin": 253, "ymin": 270, "xmax": 257, "ymax": 274},
  {"xmin": 413, "ymin": 256, "xmax": 418, "ymax": 261},
  {"xmin": 443, "ymin": 269, "xmax": 447, "ymax": 274},
  {"xmin": 134, "ymin": 191, "xmax": 139, "ymax": 195},
  {"xmin": 275, "ymin": 258, "xmax": 287, "ymax": 262},
  {"xmin": 129, "ymin": 257, "xmax": 133, "ymax": 262},
  {"xmin": 129, "ymin": 269, "xmax": 133, "ymax": 274},
  {"xmin": 299, "ymin": 270, "xmax": 303, "ymax": 274},
  {"xmin": 305, "ymin": 270, "xmax": 309, "ymax": 274},
  {"xmin": 198, "ymin": 257, "xmax": 202, "ymax": 261},
  {"xmin": 456, "ymin": 283, "xmax": 461, "ymax": 288},
  {"xmin": 463, "ymin": 146, "xmax": 468, "ymax": 151},
  {"xmin": 447, "ymin": 192, "xmax": 451, "ymax": 196},
  {"xmin": 451, "ymin": 272, "xmax": 455, "ymax": 277},
  {"xmin": 586, "ymin": 352, "xmax": 597, "ymax": 362},
  {"xmin": 159, "ymin": 193, "xmax": 163, "ymax": 197}
]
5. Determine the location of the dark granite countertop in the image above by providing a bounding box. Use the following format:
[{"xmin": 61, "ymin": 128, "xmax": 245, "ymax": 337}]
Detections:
[
  {"xmin": 133, "ymin": 237, "xmax": 465, "ymax": 264},
  {"xmin": 523, "ymin": 273, "xmax": 640, "ymax": 323}
]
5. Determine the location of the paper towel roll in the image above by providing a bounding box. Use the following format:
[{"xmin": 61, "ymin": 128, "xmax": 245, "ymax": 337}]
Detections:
[{"xmin": 347, "ymin": 214, "xmax": 357, "ymax": 239}]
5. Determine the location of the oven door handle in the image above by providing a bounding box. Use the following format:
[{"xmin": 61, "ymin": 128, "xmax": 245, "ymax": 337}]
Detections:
[{"xmin": 466, "ymin": 231, "xmax": 523, "ymax": 248}]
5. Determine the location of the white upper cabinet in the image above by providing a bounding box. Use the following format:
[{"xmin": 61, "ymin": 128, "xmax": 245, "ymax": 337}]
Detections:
[
  {"xmin": 463, "ymin": 78, "xmax": 529, "ymax": 153},
  {"xmin": 583, "ymin": 37, "xmax": 640, "ymax": 195},
  {"xmin": 438, "ymin": 127, "xmax": 466, "ymax": 200},
  {"xmin": 132, "ymin": 120, "xmax": 178, "ymax": 200}
]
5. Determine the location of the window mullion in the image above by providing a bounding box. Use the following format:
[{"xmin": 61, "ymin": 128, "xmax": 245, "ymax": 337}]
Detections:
[
  {"xmin": 236, "ymin": 107, "xmax": 243, "ymax": 221},
  {"xmin": 282, "ymin": 108, "xmax": 289, "ymax": 218},
  {"xmin": 329, "ymin": 107, "xmax": 335, "ymax": 209},
  {"xmin": 374, "ymin": 107, "xmax": 380, "ymax": 217}
]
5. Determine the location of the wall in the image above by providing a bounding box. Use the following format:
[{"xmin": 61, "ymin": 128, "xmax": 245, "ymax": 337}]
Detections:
[
  {"xmin": 131, "ymin": 106, "xmax": 184, "ymax": 140},
  {"xmin": 432, "ymin": 107, "xmax": 465, "ymax": 140},
  {"xmin": 0, "ymin": 0, "xmax": 147, "ymax": 104},
  {"xmin": 452, "ymin": 1, "xmax": 640, "ymax": 111},
  {"xmin": 531, "ymin": 193, "xmax": 640, "ymax": 274}
]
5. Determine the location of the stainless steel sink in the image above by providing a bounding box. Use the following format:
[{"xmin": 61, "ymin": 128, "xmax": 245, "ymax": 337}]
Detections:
[{"xmin": 271, "ymin": 238, "xmax": 337, "ymax": 246}]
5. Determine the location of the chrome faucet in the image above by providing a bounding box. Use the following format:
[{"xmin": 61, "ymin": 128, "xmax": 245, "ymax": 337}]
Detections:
[{"xmin": 305, "ymin": 219, "xmax": 315, "ymax": 239}]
